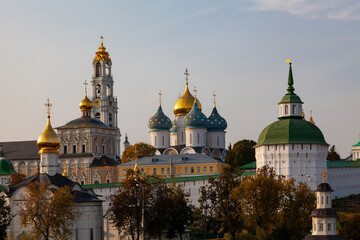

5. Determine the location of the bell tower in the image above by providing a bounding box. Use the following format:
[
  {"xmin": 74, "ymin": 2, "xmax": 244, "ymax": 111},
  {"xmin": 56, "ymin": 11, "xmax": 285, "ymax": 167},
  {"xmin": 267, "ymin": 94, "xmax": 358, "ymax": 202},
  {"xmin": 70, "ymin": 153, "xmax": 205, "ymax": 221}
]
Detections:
[{"xmin": 91, "ymin": 36, "xmax": 118, "ymax": 128}]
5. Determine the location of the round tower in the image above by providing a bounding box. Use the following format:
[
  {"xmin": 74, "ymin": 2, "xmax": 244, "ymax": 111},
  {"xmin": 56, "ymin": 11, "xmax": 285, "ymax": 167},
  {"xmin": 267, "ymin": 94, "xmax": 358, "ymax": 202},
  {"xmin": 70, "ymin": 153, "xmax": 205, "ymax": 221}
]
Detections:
[
  {"xmin": 173, "ymin": 69, "xmax": 202, "ymax": 146},
  {"xmin": 148, "ymin": 91, "xmax": 171, "ymax": 150},
  {"xmin": 184, "ymin": 88, "xmax": 208, "ymax": 148},
  {"xmin": 255, "ymin": 62, "xmax": 328, "ymax": 190},
  {"xmin": 37, "ymin": 98, "xmax": 61, "ymax": 176},
  {"xmin": 206, "ymin": 92, "xmax": 227, "ymax": 149}
]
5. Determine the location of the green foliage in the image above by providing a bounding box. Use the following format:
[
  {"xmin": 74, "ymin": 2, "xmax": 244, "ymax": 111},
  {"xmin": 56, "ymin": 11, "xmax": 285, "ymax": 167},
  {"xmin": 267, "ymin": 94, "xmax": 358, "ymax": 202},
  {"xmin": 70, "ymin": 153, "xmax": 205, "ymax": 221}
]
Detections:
[
  {"xmin": 122, "ymin": 142, "xmax": 156, "ymax": 163},
  {"xmin": 199, "ymin": 167, "xmax": 243, "ymax": 240},
  {"xmin": 341, "ymin": 214, "xmax": 360, "ymax": 240},
  {"xmin": 225, "ymin": 140, "xmax": 256, "ymax": 168},
  {"xmin": 0, "ymin": 195, "xmax": 11, "ymax": 240},
  {"xmin": 327, "ymin": 145, "xmax": 341, "ymax": 161}
]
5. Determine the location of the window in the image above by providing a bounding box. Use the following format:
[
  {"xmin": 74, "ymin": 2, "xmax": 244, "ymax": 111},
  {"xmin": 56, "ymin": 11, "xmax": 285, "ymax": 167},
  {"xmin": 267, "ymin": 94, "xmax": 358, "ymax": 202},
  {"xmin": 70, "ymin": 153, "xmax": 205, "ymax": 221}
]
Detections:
[
  {"xmin": 326, "ymin": 196, "xmax": 329, "ymax": 204},
  {"xmin": 107, "ymin": 179, "xmax": 110, "ymax": 183},
  {"xmin": 191, "ymin": 167, "xmax": 194, "ymax": 173},
  {"xmin": 173, "ymin": 168, "xmax": 176, "ymax": 174},
  {"xmin": 292, "ymin": 144, "xmax": 294, "ymax": 150},
  {"xmin": 197, "ymin": 167, "xmax": 200, "ymax": 173},
  {"xmin": 90, "ymin": 228, "xmax": 94, "ymax": 240},
  {"xmin": 82, "ymin": 144, "xmax": 86, "ymax": 153},
  {"xmin": 81, "ymin": 180, "xmax": 84, "ymax": 185},
  {"xmin": 317, "ymin": 196, "xmax": 319, "ymax": 204},
  {"xmin": 161, "ymin": 168, "xmax": 164, "ymax": 174},
  {"xmin": 103, "ymin": 145, "xmax": 105, "ymax": 153},
  {"xmin": 197, "ymin": 133, "xmax": 200, "ymax": 144},
  {"xmin": 310, "ymin": 144, "xmax": 312, "ymax": 150},
  {"xmin": 292, "ymin": 105, "xmax": 295, "ymax": 114},
  {"xmin": 285, "ymin": 105, "xmax": 288, "ymax": 114},
  {"xmin": 141, "ymin": 168, "xmax": 144, "ymax": 173},
  {"xmin": 181, "ymin": 132, "xmax": 184, "ymax": 143},
  {"xmin": 321, "ymin": 196, "xmax": 324, "ymax": 204},
  {"xmin": 167, "ymin": 168, "xmax": 170, "ymax": 174},
  {"xmin": 153, "ymin": 168, "xmax": 156, "ymax": 175},
  {"xmin": 314, "ymin": 224, "xmax": 316, "ymax": 231},
  {"xmin": 210, "ymin": 166, "xmax": 213, "ymax": 173},
  {"xmin": 95, "ymin": 112, "xmax": 100, "ymax": 121},
  {"xmin": 109, "ymin": 113, "xmax": 113, "ymax": 127},
  {"xmin": 162, "ymin": 136, "xmax": 164, "ymax": 146},
  {"xmin": 217, "ymin": 136, "xmax": 219, "ymax": 146},
  {"xmin": 95, "ymin": 145, "xmax": 98, "ymax": 153},
  {"xmin": 185, "ymin": 167, "xmax": 188, "ymax": 174},
  {"xmin": 327, "ymin": 223, "xmax": 331, "ymax": 231},
  {"xmin": 319, "ymin": 223, "xmax": 323, "ymax": 231},
  {"xmin": 73, "ymin": 145, "xmax": 76, "ymax": 153},
  {"xmin": 63, "ymin": 146, "xmax": 67, "ymax": 154},
  {"xmin": 204, "ymin": 167, "xmax": 207, "ymax": 173},
  {"xmin": 76, "ymin": 228, "xmax": 79, "ymax": 240},
  {"xmin": 96, "ymin": 62, "xmax": 101, "ymax": 77},
  {"xmin": 155, "ymin": 136, "xmax": 157, "ymax": 146},
  {"xmin": 123, "ymin": 169, "xmax": 126, "ymax": 175},
  {"xmin": 190, "ymin": 133, "xmax": 192, "ymax": 144}
]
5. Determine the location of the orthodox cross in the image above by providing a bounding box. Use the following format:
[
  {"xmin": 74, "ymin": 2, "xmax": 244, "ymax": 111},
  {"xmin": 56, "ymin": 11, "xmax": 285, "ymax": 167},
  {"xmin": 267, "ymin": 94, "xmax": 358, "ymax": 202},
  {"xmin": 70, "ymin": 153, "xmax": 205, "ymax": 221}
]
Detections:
[
  {"xmin": 45, "ymin": 98, "xmax": 52, "ymax": 117},
  {"xmin": 100, "ymin": 35, "xmax": 104, "ymax": 45},
  {"xmin": 84, "ymin": 80, "xmax": 88, "ymax": 94},
  {"xmin": 193, "ymin": 86, "xmax": 197, "ymax": 98},
  {"xmin": 184, "ymin": 68, "xmax": 189, "ymax": 85},
  {"xmin": 321, "ymin": 170, "xmax": 327, "ymax": 183},
  {"xmin": 213, "ymin": 91, "xmax": 216, "ymax": 106},
  {"xmin": 158, "ymin": 90, "xmax": 162, "ymax": 105}
]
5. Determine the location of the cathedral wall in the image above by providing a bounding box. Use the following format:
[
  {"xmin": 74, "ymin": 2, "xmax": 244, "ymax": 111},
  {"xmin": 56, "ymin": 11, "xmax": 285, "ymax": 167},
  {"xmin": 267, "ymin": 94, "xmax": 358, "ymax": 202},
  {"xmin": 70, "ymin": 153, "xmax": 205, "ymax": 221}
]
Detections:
[
  {"xmin": 149, "ymin": 131, "xmax": 170, "ymax": 149},
  {"xmin": 206, "ymin": 131, "xmax": 226, "ymax": 149},
  {"xmin": 185, "ymin": 128, "xmax": 206, "ymax": 147}
]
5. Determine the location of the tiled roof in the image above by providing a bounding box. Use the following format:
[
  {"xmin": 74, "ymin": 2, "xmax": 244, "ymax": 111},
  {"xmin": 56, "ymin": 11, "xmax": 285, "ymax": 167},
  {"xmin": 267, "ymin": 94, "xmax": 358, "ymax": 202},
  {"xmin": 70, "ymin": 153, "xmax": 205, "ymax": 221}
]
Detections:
[{"xmin": 0, "ymin": 141, "xmax": 39, "ymax": 160}]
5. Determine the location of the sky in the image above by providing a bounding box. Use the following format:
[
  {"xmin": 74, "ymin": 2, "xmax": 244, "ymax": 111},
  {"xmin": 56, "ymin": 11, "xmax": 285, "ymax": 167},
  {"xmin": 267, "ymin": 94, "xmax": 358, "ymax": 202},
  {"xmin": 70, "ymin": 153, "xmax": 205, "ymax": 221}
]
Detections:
[{"xmin": 0, "ymin": 0, "xmax": 360, "ymax": 157}]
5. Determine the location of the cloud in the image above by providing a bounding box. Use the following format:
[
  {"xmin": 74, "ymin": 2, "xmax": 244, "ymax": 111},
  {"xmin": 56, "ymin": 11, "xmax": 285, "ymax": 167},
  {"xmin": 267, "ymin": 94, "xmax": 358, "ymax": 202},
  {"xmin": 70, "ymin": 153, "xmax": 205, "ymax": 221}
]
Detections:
[{"xmin": 248, "ymin": 0, "xmax": 360, "ymax": 20}]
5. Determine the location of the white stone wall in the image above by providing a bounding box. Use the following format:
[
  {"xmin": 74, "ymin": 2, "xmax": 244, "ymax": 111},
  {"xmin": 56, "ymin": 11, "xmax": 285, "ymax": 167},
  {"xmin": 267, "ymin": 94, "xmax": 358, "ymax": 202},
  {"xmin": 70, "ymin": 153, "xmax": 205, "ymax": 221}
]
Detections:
[
  {"xmin": 206, "ymin": 131, "xmax": 226, "ymax": 149},
  {"xmin": 185, "ymin": 128, "xmax": 207, "ymax": 147},
  {"xmin": 255, "ymin": 143, "xmax": 328, "ymax": 190},
  {"xmin": 175, "ymin": 116, "xmax": 186, "ymax": 145},
  {"xmin": 328, "ymin": 167, "xmax": 360, "ymax": 198},
  {"xmin": 170, "ymin": 132, "xmax": 177, "ymax": 146},
  {"xmin": 149, "ymin": 130, "xmax": 170, "ymax": 149}
]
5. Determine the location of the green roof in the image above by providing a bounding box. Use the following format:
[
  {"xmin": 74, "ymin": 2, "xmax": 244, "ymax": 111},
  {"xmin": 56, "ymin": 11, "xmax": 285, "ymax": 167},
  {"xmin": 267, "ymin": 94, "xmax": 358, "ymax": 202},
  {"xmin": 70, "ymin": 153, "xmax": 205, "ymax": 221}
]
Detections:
[
  {"xmin": 279, "ymin": 94, "xmax": 303, "ymax": 104},
  {"xmin": 0, "ymin": 158, "xmax": 15, "ymax": 175},
  {"xmin": 255, "ymin": 118, "xmax": 328, "ymax": 147},
  {"xmin": 239, "ymin": 161, "xmax": 256, "ymax": 169},
  {"xmin": 352, "ymin": 138, "xmax": 360, "ymax": 147},
  {"xmin": 0, "ymin": 185, "xmax": 6, "ymax": 191},
  {"xmin": 327, "ymin": 159, "xmax": 360, "ymax": 168}
]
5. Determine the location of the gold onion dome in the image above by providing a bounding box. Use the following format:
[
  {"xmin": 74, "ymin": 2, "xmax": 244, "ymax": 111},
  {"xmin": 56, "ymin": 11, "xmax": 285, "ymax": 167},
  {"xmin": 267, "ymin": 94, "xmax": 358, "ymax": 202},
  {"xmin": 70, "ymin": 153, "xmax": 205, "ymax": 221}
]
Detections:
[
  {"xmin": 79, "ymin": 94, "xmax": 93, "ymax": 110},
  {"xmin": 93, "ymin": 36, "xmax": 111, "ymax": 62},
  {"xmin": 173, "ymin": 84, "xmax": 202, "ymax": 116},
  {"xmin": 37, "ymin": 116, "xmax": 61, "ymax": 152}
]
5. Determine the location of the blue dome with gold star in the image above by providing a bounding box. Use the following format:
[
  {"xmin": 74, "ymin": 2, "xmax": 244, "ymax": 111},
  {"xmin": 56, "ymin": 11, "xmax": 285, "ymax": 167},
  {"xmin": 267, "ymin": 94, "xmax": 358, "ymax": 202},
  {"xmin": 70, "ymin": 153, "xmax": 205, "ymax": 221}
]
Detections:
[
  {"xmin": 148, "ymin": 105, "xmax": 172, "ymax": 131},
  {"xmin": 207, "ymin": 106, "xmax": 227, "ymax": 131},
  {"xmin": 184, "ymin": 102, "xmax": 208, "ymax": 128}
]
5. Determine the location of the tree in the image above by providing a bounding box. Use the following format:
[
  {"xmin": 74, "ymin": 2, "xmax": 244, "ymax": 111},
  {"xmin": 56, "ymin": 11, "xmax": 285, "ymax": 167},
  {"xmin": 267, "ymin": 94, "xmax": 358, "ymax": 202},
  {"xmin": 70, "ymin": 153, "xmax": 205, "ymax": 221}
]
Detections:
[
  {"xmin": 327, "ymin": 145, "xmax": 341, "ymax": 161},
  {"xmin": 233, "ymin": 166, "xmax": 315, "ymax": 240},
  {"xmin": 18, "ymin": 181, "xmax": 75, "ymax": 240},
  {"xmin": 199, "ymin": 167, "xmax": 243, "ymax": 240},
  {"xmin": 225, "ymin": 140, "xmax": 256, "ymax": 168},
  {"xmin": 0, "ymin": 195, "xmax": 11, "ymax": 240},
  {"xmin": 342, "ymin": 214, "xmax": 360, "ymax": 240},
  {"xmin": 9, "ymin": 172, "xmax": 26, "ymax": 185},
  {"xmin": 122, "ymin": 142, "xmax": 156, "ymax": 163}
]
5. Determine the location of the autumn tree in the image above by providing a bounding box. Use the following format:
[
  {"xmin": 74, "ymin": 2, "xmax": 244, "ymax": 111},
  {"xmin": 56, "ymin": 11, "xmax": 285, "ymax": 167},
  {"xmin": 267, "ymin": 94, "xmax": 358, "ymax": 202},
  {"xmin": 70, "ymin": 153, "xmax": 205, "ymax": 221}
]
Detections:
[
  {"xmin": 233, "ymin": 166, "xmax": 315, "ymax": 240},
  {"xmin": 0, "ymin": 195, "xmax": 11, "ymax": 240},
  {"xmin": 327, "ymin": 145, "xmax": 341, "ymax": 161},
  {"xmin": 18, "ymin": 181, "xmax": 75, "ymax": 240},
  {"xmin": 122, "ymin": 142, "xmax": 156, "ymax": 163},
  {"xmin": 341, "ymin": 213, "xmax": 360, "ymax": 240},
  {"xmin": 9, "ymin": 172, "xmax": 26, "ymax": 185},
  {"xmin": 199, "ymin": 167, "xmax": 243, "ymax": 240},
  {"xmin": 225, "ymin": 140, "xmax": 256, "ymax": 168}
]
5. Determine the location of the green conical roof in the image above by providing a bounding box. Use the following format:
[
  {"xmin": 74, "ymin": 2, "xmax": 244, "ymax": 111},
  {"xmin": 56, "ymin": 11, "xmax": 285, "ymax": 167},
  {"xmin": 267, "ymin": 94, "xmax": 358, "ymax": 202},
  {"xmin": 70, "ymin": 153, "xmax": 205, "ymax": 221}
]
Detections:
[
  {"xmin": 279, "ymin": 63, "xmax": 303, "ymax": 104},
  {"xmin": 353, "ymin": 138, "xmax": 360, "ymax": 147}
]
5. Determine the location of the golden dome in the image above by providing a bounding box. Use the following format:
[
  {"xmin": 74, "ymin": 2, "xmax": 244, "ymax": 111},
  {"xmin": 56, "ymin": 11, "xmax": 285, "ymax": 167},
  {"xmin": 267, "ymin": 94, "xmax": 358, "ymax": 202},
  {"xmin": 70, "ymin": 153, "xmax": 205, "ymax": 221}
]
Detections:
[
  {"xmin": 93, "ymin": 36, "xmax": 111, "ymax": 62},
  {"xmin": 79, "ymin": 94, "xmax": 93, "ymax": 110},
  {"xmin": 37, "ymin": 116, "xmax": 61, "ymax": 152},
  {"xmin": 173, "ymin": 83, "xmax": 202, "ymax": 116}
]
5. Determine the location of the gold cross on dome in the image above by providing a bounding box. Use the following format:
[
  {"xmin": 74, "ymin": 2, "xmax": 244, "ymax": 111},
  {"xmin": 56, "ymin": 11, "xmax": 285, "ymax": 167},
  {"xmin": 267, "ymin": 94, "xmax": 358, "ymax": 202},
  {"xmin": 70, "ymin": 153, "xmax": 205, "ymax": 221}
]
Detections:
[
  {"xmin": 158, "ymin": 90, "xmax": 162, "ymax": 105},
  {"xmin": 213, "ymin": 91, "xmax": 216, "ymax": 106},
  {"xmin": 184, "ymin": 68, "xmax": 189, "ymax": 84},
  {"xmin": 100, "ymin": 35, "xmax": 104, "ymax": 44},
  {"xmin": 45, "ymin": 98, "xmax": 52, "ymax": 117},
  {"xmin": 83, "ymin": 80, "xmax": 88, "ymax": 94},
  {"xmin": 193, "ymin": 87, "xmax": 197, "ymax": 98},
  {"xmin": 321, "ymin": 170, "xmax": 327, "ymax": 183}
]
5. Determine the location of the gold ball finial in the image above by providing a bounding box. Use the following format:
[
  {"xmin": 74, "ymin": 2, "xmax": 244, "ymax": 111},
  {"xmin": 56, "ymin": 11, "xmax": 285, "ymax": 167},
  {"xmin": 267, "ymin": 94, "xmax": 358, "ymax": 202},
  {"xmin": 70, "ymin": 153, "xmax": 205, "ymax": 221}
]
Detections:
[{"xmin": 321, "ymin": 170, "xmax": 327, "ymax": 183}]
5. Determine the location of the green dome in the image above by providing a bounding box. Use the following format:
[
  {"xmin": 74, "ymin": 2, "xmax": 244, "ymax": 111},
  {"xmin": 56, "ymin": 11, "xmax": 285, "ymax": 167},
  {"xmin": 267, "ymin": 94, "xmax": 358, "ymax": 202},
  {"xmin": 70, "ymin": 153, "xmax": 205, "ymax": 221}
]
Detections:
[
  {"xmin": 207, "ymin": 106, "xmax": 227, "ymax": 131},
  {"xmin": 184, "ymin": 102, "xmax": 208, "ymax": 129},
  {"xmin": 255, "ymin": 118, "xmax": 328, "ymax": 147},
  {"xmin": 352, "ymin": 138, "xmax": 360, "ymax": 147},
  {"xmin": 0, "ymin": 158, "xmax": 15, "ymax": 176},
  {"xmin": 148, "ymin": 105, "xmax": 172, "ymax": 131}
]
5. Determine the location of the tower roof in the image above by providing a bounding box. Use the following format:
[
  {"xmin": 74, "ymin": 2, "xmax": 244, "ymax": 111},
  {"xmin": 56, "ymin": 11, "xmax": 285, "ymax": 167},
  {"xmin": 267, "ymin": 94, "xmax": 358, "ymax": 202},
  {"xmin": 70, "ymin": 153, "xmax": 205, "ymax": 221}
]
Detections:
[
  {"xmin": 173, "ymin": 69, "xmax": 202, "ymax": 116},
  {"xmin": 279, "ymin": 63, "xmax": 303, "ymax": 104},
  {"xmin": 148, "ymin": 105, "xmax": 172, "ymax": 131},
  {"xmin": 207, "ymin": 92, "xmax": 227, "ymax": 131},
  {"xmin": 93, "ymin": 36, "xmax": 111, "ymax": 62},
  {"xmin": 184, "ymin": 101, "xmax": 208, "ymax": 129}
]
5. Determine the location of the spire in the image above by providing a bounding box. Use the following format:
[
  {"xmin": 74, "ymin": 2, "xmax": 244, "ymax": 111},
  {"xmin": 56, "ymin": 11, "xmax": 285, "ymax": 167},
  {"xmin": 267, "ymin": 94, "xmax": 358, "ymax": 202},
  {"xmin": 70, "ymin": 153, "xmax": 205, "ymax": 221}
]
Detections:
[
  {"xmin": 302, "ymin": 110, "xmax": 305, "ymax": 120},
  {"xmin": 84, "ymin": 80, "xmax": 88, "ymax": 96},
  {"xmin": 134, "ymin": 158, "xmax": 138, "ymax": 172},
  {"xmin": 184, "ymin": 68, "xmax": 189, "ymax": 85},
  {"xmin": 213, "ymin": 91, "xmax": 216, "ymax": 108},
  {"xmin": 45, "ymin": 98, "xmax": 52, "ymax": 118},
  {"xmin": 287, "ymin": 62, "xmax": 295, "ymax": 94},
  {"xmin": 158, "ymin": 90, "xmax": 162, "ymax": 106},
  {"xmin": 193, "ymin": 86, "xmax": 197, "ymax": 99},
  {"xmin": 309, "ymin": 110, "xmax": 315, "ymax": 124},
  {"xmin": 100, "ymin": 35, "xmax": 104, "ymax": 47}
]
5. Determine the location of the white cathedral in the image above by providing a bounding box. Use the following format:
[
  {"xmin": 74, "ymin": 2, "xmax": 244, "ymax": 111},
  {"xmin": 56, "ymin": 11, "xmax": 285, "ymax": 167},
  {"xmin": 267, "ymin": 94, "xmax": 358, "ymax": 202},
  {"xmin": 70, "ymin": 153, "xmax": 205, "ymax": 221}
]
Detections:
[{"xmin": 148, "ymin": 69, "xmax": 228, "ymax": 160}]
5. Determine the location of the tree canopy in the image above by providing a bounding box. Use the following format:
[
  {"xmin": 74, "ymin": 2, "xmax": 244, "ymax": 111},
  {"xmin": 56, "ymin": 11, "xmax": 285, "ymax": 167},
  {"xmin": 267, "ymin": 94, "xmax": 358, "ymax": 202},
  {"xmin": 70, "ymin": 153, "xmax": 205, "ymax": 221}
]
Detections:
[
  {"xmin": 327, "ymin": 145, "xmax": 341, "ymax": 161},
  {"xmin": 225, "ymin": 140, "xmax": 256, "ymax": 168},
  {"xmin": 121, "ymin": 142, "xmax": 156, "ymax": 163},
  {"xmin": 18, "ymin": 181, "xmax": 75, "ymax": 240},
  {"xmin": 0, "ymin": 195, "xmax": 11, "ymax": 240}
]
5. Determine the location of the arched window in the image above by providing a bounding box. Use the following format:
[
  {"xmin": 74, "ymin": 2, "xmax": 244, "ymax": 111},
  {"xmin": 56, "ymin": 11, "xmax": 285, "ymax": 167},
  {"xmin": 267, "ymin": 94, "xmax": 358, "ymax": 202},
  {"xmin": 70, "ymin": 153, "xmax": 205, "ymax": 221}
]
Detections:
[
  {"xmin": 285, "ymin": 105, "xmax": 288, "ymax": 114},
  {"xmin": 197, "ymin": 133, "xmax": 200, "ymax": 144},
  {"xmin": 109, "ymin": 113, "xmax": 112, "ymax": 127},
  {"xmin": 292, "ymin": 105, "xmax": 296, "ymax": 114},
  {"xmin": 96, "ymin": 62, "xmax": 101, "ymax": 77},
  {"xmin": 105, "ymin": 63, "xmax": 110, "ymax": 76},
  {"xmin": 107, "ymin": 85, "xmax": 111, "ymax": 97},
  {"xmin": 95, "ymin": 112, "xmax": 100, "ymax": 121}
]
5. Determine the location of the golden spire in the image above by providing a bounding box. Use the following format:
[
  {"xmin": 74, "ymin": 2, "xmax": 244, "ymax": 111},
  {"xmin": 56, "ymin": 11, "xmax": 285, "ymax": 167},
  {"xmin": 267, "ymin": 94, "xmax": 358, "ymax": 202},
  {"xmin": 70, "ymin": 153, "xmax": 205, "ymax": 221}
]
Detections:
[
  {"xmin": 62, "ymin": 161, "xmax": 68, "ymax": 177},
  {"xmin": 173, "ymin": 69, "xmax": 202, "ymax": 116},
  {"xmin": 159, "ymin": 90, "xmax": 162, "ymax": 106},
  {"xmin": 37, "ymin": 98, "xmax": 61, "ymax": 153},
  {"xmin": 321, "ymin": 170, "xmax": 327, "ymax": 183},
  {"xmin": 79, "ymin": 80, "xmax": 93, "ymax": 112},
  {"xmin": 93, "ymin": 35, "xmax": 111, "ymax": 62},
  {"xmin": 309, "ymin": 110, "xmax": 315, "ymax": 124},
  {"xmin": 302, "ymin": 110, "xmax": 305, "ymax": 120},
  {"xmin": 213, "ymin": 91, "xmax": 216, "ymax": 107},
  {"xmin": 134, "ymin": 158, "xmax": 139, "ymax": 172}
]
